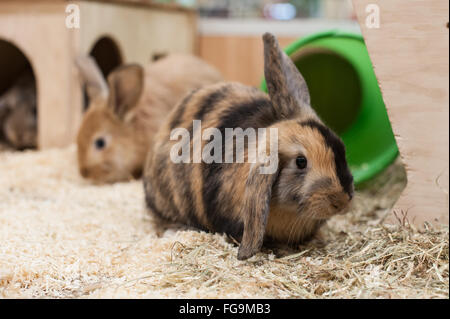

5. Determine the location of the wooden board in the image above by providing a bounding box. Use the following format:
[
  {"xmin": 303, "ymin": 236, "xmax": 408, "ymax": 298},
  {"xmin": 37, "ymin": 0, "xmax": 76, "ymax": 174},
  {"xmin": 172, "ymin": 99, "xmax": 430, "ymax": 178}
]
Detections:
[
  {"xmin": 81, "ymin": 0, "xmax": 195, "ymax": 13},
  {"xmin": 0, "ymin": 1, "xmax": 81, "ymax": 149},
  {"xmin": 199, "ymin": 36, "xmax": 297, "ymax": 87},
  {"xmin": 352, "ymin": 0, "xmax": 449, "ymax": 226},
  {"xmin": 78, "ymin": 0, "xmax": 197, "ymax": 64}
]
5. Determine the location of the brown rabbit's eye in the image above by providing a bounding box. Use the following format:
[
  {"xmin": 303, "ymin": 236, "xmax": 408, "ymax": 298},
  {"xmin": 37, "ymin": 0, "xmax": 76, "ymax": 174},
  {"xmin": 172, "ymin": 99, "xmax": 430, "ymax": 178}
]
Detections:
[
  {"xmin": 94, "ymin": 137, "xmax": 106, "ymax": 150},
  {"xmin": 296, "ymin": 156, "xmax": 307, "ymax": 169}
]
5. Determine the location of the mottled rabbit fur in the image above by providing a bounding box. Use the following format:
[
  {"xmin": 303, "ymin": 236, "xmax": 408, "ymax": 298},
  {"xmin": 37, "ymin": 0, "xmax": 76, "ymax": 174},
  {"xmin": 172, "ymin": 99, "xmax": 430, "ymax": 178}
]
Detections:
[{"xmin": 144, "ymin": 33, "xmax": 354, "ymax": 260}]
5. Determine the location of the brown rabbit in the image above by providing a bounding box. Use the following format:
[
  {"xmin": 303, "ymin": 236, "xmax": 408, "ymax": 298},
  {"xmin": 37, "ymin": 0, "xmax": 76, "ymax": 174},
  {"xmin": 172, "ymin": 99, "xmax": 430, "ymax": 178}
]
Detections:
[
  {"xmin": 143, "ymin": 33, "xmax": 354, "ymax": 260},
  {"xmin": 76, "ymin": 53, "xmax": 223, "ymax": 183},
  {"xmin": 0, "ymin": 72, "xmax": 37, "ymax": 150}
]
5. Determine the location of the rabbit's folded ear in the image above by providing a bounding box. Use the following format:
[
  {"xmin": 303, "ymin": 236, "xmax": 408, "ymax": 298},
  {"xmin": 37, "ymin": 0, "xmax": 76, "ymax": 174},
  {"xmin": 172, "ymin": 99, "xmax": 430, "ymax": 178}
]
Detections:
[
  {"xmin": 238, "ymin": 164, "xmax": 279, "ymax": 260},
  {"xmin": 263, "ymin": 32, "xmax": 314, "ymax": 119},
  {"xmin": 106, "ymin": 64, "xmax": 144, "ymax": 119},
  {"xmin": 75, "ymin": 56, "xmax": 108, "ymax": 102}
]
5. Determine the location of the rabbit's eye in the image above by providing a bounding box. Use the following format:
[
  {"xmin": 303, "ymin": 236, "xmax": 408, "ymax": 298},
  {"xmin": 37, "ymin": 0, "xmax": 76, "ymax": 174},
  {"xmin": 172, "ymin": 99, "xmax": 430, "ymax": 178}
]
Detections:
[
  {"xmin": 94, "ymin": 137, "xmax": 106, "ymax": 150},
  {"xmin": 296, "ymin": 156, "xmax": 307, "ymax": 169}
]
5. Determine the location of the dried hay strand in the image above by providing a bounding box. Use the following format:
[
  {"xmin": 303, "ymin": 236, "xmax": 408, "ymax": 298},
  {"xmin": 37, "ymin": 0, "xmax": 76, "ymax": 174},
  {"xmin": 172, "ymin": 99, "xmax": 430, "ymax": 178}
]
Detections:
[{"xmin": 0, "ymin": 146, "xmax": 448, "ymax": 298}]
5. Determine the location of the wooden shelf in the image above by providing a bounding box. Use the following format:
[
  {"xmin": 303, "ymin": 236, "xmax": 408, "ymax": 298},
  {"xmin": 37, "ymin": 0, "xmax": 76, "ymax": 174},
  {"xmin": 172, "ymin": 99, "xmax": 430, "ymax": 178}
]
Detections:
[{"xmin": 198, "ymin": 18, "xmax": 361, "ymax": 37}]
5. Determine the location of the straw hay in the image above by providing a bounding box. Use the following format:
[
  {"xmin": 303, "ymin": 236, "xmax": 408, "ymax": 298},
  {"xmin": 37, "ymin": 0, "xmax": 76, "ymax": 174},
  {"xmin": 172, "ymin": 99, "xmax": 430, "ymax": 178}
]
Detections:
[{"xmin": 0, "ymin": 146, "xmax": 448, "ymax": 298}]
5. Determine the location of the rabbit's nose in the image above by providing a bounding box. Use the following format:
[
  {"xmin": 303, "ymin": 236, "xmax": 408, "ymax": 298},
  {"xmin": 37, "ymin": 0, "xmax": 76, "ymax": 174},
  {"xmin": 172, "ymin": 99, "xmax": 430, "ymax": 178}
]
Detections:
[
  {"xmin": 80, "ymin": 167, "xmax": 90, "ymax": 178},
  {"xmin": 332, "ymin": 201, "xmax": 345, "ymax": 210},
  {"xmin": 329, "ymin": 193, "xmax": 350, "ymax": 211}
]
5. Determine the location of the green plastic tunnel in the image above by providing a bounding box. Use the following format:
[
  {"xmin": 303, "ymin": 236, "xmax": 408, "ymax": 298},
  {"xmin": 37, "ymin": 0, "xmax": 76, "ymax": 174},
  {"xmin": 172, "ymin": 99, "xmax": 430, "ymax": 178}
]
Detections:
[{"xmin": 260, "ymin": 30, "xmax": 399, "ymax": 186}]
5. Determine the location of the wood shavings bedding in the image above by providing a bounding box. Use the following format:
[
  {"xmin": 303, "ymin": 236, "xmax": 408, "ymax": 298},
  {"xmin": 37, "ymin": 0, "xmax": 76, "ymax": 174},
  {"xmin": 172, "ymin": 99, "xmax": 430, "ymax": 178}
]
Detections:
[{"xmin": 0, "ymin": 146, "xmax": 447, "ymax": 298}]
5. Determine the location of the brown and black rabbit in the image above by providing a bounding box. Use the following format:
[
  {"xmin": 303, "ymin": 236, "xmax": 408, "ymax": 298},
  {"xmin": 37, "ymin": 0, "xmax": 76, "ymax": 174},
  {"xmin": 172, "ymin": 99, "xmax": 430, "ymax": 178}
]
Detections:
[{"xmin": 143, "ymin": 33, "xmax": 354, "ymax": 260}]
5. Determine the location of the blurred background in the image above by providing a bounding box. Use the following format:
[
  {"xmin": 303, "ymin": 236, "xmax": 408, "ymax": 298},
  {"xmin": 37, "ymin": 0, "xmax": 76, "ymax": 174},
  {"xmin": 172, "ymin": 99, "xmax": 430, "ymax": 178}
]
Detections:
[
  {"xmin": 163, "ymin": 0, "xmax": 359, "ymax": 86},
  {"xmin": 168, "ymin": 0, "xmax": 354, "ymax": 19},
  {"xmin": 0, "ymin": 0, "xmax": 361, "ymax": 150}
]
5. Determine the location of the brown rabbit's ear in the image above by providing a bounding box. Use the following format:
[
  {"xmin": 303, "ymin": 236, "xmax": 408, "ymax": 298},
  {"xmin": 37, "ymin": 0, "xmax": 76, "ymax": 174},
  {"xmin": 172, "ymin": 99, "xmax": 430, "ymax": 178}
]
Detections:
[
  {"xmin": 238, "ymin": 164, "xmax": 279, "ymax": 260},
  {"xmin": 75, "ymin": 56, "xmax": 108, "ymax": 102},
  {"xmin": 106, "ymin": 64, "xmax": 144, "ymax": 119},
  {"xmin": 263, "ymin": 32, "xmax": 314, "ymax": 119}
]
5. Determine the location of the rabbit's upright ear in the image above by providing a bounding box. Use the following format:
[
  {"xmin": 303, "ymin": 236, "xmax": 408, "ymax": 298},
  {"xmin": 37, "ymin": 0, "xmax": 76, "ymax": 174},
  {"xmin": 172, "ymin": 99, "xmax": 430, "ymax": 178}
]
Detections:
[
  {"xmin": 106, "ymin": 64, "xmax": 144, "ymax": 119},
  {"xmin": 75, "ymin": 56, "xmax": 108, "ymax": 102},
  {"xmin": 238, "ymin": 163, "xmax": 279, "ymax": 260},
  {"xmin": 263, "ymin": 32, "xmax": 315, "ymax": 119}
]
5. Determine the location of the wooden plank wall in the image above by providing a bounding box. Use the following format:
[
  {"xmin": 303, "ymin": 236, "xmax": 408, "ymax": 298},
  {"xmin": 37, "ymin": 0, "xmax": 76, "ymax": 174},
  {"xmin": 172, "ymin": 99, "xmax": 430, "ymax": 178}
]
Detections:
[{"xmin": 353, "ymin": 0, "xmax": 449, "ymax": 226}]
